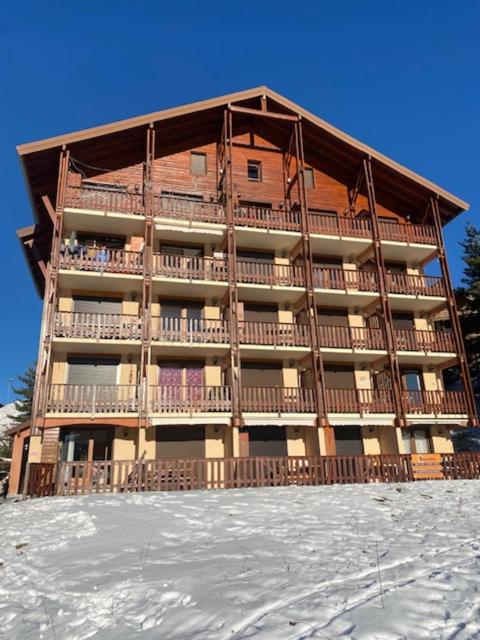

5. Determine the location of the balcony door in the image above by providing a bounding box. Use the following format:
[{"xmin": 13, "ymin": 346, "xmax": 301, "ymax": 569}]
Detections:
[
  {"xmin": 159, "ymin": 300, "xmax": 203, "ymax": 339},
  {"xmin": 402, "ymin": 428, "xmax": 432, "ymax": 454},
  {"xmin": 60, "ymin": 428, "xmax": 113, "ymax": 462},
  {"xmin": 73, "ymin": 296, "xmax": 122, "ymax": 315},
  {"xmin": 401, "ymin": 368, "xmax": 423, "ymax": 411},
  {"xmin": 334, "ymin": 426, "xmax": 364, "ymax": 455},
  {"xmin": 246, "ymin": 426, "xmax": 288, "ymax": 457},
  {"xmin": 158, "ymin": 361, "xmax": 204, "ymax": 402}
]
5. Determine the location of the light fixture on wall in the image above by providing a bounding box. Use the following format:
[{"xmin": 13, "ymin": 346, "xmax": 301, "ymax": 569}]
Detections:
[
  {"xmin": 123, "ymin": 428, "xmax": 128, "ymax": 437},
  {"xmin": 213, "ymin": 357, "xmax": 219, "ymax": 366},
  {"xmin": 127, "ymin": 355, "xmax": 133, "ymax": 364},
  {"xmin": 281, "ymin": 249, "xmax": 288, "ymax": 258},
  {"xmin": 284, "ymin": 302, "xmax": 290, "ymax": 311},
  {"xmin": 212, "ymin": 297, "xmax": 218, "ymax": 306},
  {"xmin": 288, "ymin": 359, "xmax": 295, "ymax": 368},
  {"xmin": 131, "ymin": 292, "xmax": 137, "ymax": 302}
]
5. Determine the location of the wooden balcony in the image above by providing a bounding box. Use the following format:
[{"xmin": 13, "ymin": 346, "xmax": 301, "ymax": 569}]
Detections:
[
  {"xmin": 238, "ymin": 321, "xmax": 310, "ymax": 347},
  {"xmin": 59, "ymin": 249, "xmax": 143, "ymax": 275},
  {"xmin": 403, "ymin": 390, "xmax": 467, "ymax": 415},
  {"xmin": 53, "ymin": 312, "xmax": 142, "ymax": 341},
  {"xmin": 150, "ymin": 385, "xmax": 232, "ymax": 413},
  {"xmin": 154, "ymin": 193, "xmax": 224, "ymax": 224},
  {"xmin": 65, "ymin": 183, "xmax": 145, "ymax": 216},
  {"xmin": 309, "ymin": 212, "xmax": 371, "ymax": 238},
  {"xmin": 395, "ymin": 329, "xmax": 456, "ymax": 353},
  {"xmin": 386, "ymin": 273, "xmax": 445, "ymax": 297},
  {"xmin": 151, "ymin": 317, "xmax": 229, "ymax": 343},
  {"xmin": 313, "ymin": 267, "xmax": 378, "ymax": 292},
  {"xmin": 378, "ymin": 221, "xmax": 437, "ymax": 245},
  {"xmin": 236, "ymin": 261, "xmax": 304, "ymax": 286},
  {"xmin": 241, "ymin": 387, "xmax": 316, "ymax": 413},
  {"xmin": 325, "ymin": 388, "xmax": 395, "ymax": 414},
  {"xmin": 47, "ymin": 384, "xmax": 139, "ymax": 413},
  {"xmin": 317, "ymin": 325, "xmax": 386, "ymax": 350},
  {"xmin": 234, "ymin": 205, "xmax": 301, "ymax": 232},
  {"xmin": 152, "ymin": 254, "xmax": 228, "ymax": 281}
]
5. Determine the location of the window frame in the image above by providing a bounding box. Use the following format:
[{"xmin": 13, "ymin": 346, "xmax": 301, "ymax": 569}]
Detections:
[
  {"xmin": 247, "ymin": 160, "xmax": 262, "ymax": 182},
  {"xmin": 304, "ymin": 167, "xmax": 315, "ymax": 189},
  {"xmin": 190, "ymin": 152, "xmax": 207, "ymax": 176}
]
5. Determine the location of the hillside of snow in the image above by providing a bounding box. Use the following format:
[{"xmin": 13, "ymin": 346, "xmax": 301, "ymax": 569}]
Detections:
[
  {"xmin": 0, "ymin": 402, "xmax": 20, "ymax": 439},
  {"xmin": 1, "ymin": 481, "xmax": 480, "ymax": 639}
]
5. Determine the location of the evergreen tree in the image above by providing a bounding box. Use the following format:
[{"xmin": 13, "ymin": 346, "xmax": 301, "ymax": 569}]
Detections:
[
  {"xmin": 9, "ymin": 362, "xmax": 36, "ymax": 423},
  {"xmin": 456, "ymin": 224, "xmax": 480, "ymax": 395}
]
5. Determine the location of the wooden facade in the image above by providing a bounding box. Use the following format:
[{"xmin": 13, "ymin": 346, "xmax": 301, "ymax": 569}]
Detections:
[{"xmin": 14, "ymin": 87, "xmax": 478, "ymax": 495}]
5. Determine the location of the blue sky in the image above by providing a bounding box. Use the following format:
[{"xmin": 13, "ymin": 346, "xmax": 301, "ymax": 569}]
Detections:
[{"xmin": 0, "ymin": 1, "xmax": 478, "ymax": 403}]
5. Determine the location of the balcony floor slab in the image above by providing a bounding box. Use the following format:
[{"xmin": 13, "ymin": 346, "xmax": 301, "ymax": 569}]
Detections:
[{"xmin": 64, "ymin": 207, "xmax": 145, "ymax": 236}]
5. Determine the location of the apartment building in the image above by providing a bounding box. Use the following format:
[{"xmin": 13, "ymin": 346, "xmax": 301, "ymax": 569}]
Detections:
[{"xmin": 12, "ymin": 87, "xmax": 477, "ymax": 493}]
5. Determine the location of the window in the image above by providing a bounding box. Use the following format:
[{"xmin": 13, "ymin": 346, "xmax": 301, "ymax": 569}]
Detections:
[
  {"xmin": 247, "ymin": 160, "xmax": 262, "ymax": 181},
  {"xmin": 402, "ymin": 428, "xmax": 432, "ymax": 454},
  {"xmin": 304, "ymin": 168, "xmax": 315, "ymax": 189},
  {"xmin": 190, "ymin": 152, "xmax": 207, "ymax": 176},
  {"xmin": 83, "ymin": 181, "xmax": 128, "ymax": 193}
]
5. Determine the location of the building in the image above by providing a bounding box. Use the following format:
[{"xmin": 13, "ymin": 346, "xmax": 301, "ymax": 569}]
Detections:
[{"xmin": 14, "ymin": 87, "xmax": 478, "ymax": 492}]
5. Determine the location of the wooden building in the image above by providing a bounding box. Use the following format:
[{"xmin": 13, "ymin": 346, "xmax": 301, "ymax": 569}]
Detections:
[{"xmin": 13, "ymin": 87, "xmax": 479, "ymax": 494}]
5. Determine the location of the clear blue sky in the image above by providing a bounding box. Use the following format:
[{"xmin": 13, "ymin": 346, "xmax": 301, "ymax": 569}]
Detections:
[{"xmin": 0, "ymin": 1, "xmax": 478, "ymax": 403}]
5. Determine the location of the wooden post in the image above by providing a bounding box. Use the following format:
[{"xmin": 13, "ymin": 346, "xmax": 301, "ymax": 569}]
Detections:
[{"xmin": 430, "ymin": 195, "xmax": 478, "ymax": 426}]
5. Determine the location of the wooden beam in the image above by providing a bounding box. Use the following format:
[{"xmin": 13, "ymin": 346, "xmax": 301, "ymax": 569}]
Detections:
[
  {"xmin": 229, "ymin": 105, "xmax": 298, "ymax": 122},
  {"xmin": 41, "ymin": 195, "xmax": 56, "ymax": 224}
]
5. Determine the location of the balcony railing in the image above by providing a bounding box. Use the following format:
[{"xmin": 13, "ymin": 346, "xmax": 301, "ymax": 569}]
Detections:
[
  {"xmin": 236, "ymin": 261, "xmax": 304, "ymax": 286},
  {"xmin": 317, "ymin": 325, "xmax": 386, "ymax": 350},
  {"xmin": 386, "ymin": 273, "xmax": 445, "ymax": 297},
  {"xmin": 238, "ymin": 321, "xmax": 310, "ymax": 347},
  {"xmin": 65, "ymin": 183, "xmax": 145, "ymax": 216},
  {"xmin": 241, "ymin": 387, "xmax": 316, "ymax": 413},
  {"xmin": 234, "ymin": 205, "xmax": 301, "ymax": 232},
  {"xmin": 53, "ymin": 312, "xmax": 142, "ymax": 340},
  {"xmin": 154, "ymin": 194, "xmax": 224, "ymax": 224},
  {"xmin": 153, "ymin": 254, "xmax": 228, "ymax": 281},
  {"xmin": 313, "ymin": 267, "xmax": 378, "ymax": 292},
  {"xmin": 309, "ymin": 212, "xmax": 371, "ymax": 238},
  {"xmin": 150, "ymin": 385, "xmax": 232, "ymax": 413},
  {"xmin": 325, "ymin": 388, "xmax": 395, "ymax": 414},
  {"xmin": 378, "ymin": 221, "xmax": 437, "ymax": 245},
  {"xmin": 59, "ymin": 249, "xmax": 143, "ymax": 275},
  {"xmin": 395, "ymin": 329, "xmax": 456, "ymax": 353},
  {"xmin": 403, "ymin": 390, "xmax": 467, "ymax": 415},
  {"xmin": 47, "ymin": 384, "xmax": 139, "ymax": 413},
  {"xmin": 152, "ymin": 317, "xmax": 229, "ymax": 343}
]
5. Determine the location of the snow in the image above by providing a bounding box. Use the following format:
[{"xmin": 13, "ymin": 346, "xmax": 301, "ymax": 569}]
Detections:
[{"xmin": 1, "ymin": 481, "xmax": 480, "ymax": 639}]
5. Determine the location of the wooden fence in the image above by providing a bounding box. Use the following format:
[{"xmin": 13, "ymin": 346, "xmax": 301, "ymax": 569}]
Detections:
[{"xmin": 27, "ymin": 452, "xmax": 480, "ymax": 498}]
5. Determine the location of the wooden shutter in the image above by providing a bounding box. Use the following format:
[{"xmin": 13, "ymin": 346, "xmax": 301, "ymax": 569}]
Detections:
[
  {"xmin": 73, "ymin": 296, "xmax": 122, "ymax": 314},
  {"xmin": 316, "ymin": 308, "xmax": 349, "ymax": 326},
  {"xmin": 243, "ymin": 304, "xmax": 278, "ymax": 322},
  {"xmin": 247, "ymin": 426, "xmax": 288, "ymax": 457},
  {"xmin": 156, "ymin": 426, "xmax": 206, "ymax": 459},
  {"xmin": 241, "ymin": 363, "xmax": 282, "ymax": 387},
  {"xmin": 334, "ymin": 426, "xmax": 364, "ymax": 455},
  {"xmin": 323, "ymin": 365, "xmax": 355, "ymax": 389},
  {"xmin": 67, "ymin": 357, "xmax": 119, "ymax": 385}
]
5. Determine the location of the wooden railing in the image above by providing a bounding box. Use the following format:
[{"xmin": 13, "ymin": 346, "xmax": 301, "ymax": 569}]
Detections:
[
  {"xmin": 150, "ymin": 385, "xmax": 232, "ymax": 413},
  {"xmin": 152, "ymin": 254, "xmax": 228, "ymax": 281},
  {"xmin": 234, "ymin": 205, "xmax": 301, "ymax": 231},
  {"xmin": 65, "ymin": 183, "xmax": 145, "ymax": 216},
  {"xmin": 30, "ymin": 453, "xmax": 480, "ymax": 497},
  {"xmin": 394, "ymin": 329, "xmax": 456, "ymax": 353},
  {"xmin": 59, "ymin": 249, "xmax": 143, "ymax": 274},
  {"xmin": 236, "ymin": 261, "xmax": 304, "ymax": 286},
  {"xmin": 238, "ymin": 321, "xmax": 310, "ymax": 346},
  {"xmin": 154, "ymin": 194, "xmax": 224, "ymax": 224},
  {"xmin": 312, "ymin": 267, "xmax": 378, "ymax": 292},
  {"xmin": 325, "ymin": 388, "xmax": 395, "ymax": 414},
  {"xmin": 378, "ymin": 221, "xmax": 437, "ymax": 245},
  {"xmin": 241, "ymin": 387, "xmax": 316, "ymax": 413},
  {"xmin": 151, "ymin": 317, "xmax": 229, "ymax": 343},
  {"xmin": 317, "ymin": 325, "xmax": 386, "ymax": 350},
  {"xmin": 53, "ymin": 311, "xmax": 142, "ymax": 340},
  {"xmin": 47, "ymin": 384, "xmax": 139, "ymax": 413},
  {"xmin": 403, "ymin": 390, "xmax": 467, "ymax": 415},
  {"xmin": 309, "ymin": 212, "xmax": 371, "ymax": 238},
  {"xmin": 386, "ymin": 273, "xmax": 445, "ymax": 296}
]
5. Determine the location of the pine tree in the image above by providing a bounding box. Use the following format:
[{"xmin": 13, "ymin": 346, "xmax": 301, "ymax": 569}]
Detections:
[
  {"xmin": 456, "ymin": 224, "xmax": 480, "ymax": 395},
  {"xmin": 9, "ymin": 362, "xmax": 36, "ymax": 423}
]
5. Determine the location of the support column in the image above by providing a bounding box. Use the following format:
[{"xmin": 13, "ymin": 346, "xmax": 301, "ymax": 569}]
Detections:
[
  {"xmin": 31, "ymin": 148, "xmax": 70, "ymax": 462},
  {"xmin": 222, "ymin": 108, "xmax": 243, "ymax": 433},
  {"xmin": 430, "ymin": 196, "xmax": 478, "ymax": 426},
  {"xmin": 362, "ymin": 157, "xmax": 405, "ymax": 426},
  {"xmin": 140, "ymin": 125, "xmax": 155, "ymax": 427},
  {"xmin": 288, "ymin": 119, "xmax": 333, "ymax": 451}
]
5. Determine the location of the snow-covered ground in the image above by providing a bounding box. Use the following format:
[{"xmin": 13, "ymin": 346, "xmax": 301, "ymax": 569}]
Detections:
[{"xmin": 1, "ymin": 481, "xmax": 480, "ymax": 640}]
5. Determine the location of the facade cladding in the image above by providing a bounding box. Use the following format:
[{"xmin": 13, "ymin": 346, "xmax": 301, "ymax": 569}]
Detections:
[{"xmin": 11, "ymin": 87, "xmax": 477, "ymax": 493}]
